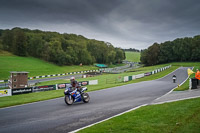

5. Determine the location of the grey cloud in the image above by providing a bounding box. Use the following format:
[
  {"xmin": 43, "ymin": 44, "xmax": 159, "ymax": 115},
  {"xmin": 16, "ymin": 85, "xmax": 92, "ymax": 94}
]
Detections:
[{"xmin": 0, "ymin": 0, "xmax": 200, "ymax": 49}]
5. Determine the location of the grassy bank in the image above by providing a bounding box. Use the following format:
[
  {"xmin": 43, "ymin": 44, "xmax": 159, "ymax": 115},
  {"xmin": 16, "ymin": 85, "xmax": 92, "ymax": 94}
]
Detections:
[
  {"xmin": 125, "ymin": 51, "xmax": 141, "ymax": 62},
  {"xmin": 0, "ymin": 51, "xmax": 127, "ymax": 80},
  {"xmin": 78, "ymin": 97, "xmax": 200, "ymax": 133},
  {"xmin": 0, "ymin": 55, "xmax": 98, "ymax": 80},
  {"xmin": 0, "ymin": 56, "xmax": 98, "ymax": 80}
]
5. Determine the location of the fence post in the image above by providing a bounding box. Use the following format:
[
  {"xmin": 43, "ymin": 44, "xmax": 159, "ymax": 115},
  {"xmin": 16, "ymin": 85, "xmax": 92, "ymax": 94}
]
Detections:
[{"xmin": 189, "ymin": 78, "xmax": 191, "ymax": 90}]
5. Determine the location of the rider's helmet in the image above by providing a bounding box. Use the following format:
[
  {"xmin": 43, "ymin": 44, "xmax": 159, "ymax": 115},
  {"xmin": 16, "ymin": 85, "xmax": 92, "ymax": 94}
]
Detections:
[{"xmin": 70, "ymin": 77, "xmax": 75, "ymax": 82}]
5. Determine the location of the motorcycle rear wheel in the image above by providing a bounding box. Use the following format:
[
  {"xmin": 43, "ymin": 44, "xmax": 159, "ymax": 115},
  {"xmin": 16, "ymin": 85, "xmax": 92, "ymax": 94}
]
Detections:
[
  {"xmin": 65, "ymin": 95, "xmax": 74, "ymax": 105},
  {"xmin": 82, "ymin": 93, "xmax": 90, "ymax": 103}
]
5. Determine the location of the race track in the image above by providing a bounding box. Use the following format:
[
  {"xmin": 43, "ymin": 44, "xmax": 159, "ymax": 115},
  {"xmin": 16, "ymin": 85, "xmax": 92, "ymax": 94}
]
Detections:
[{"xmin": 0, "ymin": 67, "xmax": 190, "ymax": 133}]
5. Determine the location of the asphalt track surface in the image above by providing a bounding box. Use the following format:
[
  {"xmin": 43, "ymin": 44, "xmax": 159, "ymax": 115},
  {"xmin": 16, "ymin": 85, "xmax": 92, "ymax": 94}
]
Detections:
[{"xmin": 0, "ymin": 67, "xmax": 190, "ymax": 133}]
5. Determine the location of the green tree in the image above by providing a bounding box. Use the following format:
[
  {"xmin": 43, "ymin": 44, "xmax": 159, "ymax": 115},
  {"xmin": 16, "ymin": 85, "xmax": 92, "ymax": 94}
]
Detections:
[
  {"xmin": 140, "ymin": 49, "xmax": 148, "ymax": 65},
  {"xmin": 147, "ymin": 43, "xmax": 160, "ymax": 65},
  {"xmin": 159, "ymin": 41, "xmax": 173, "ymax": 63},
  {"xmin": 27, "ymin": 34, "xmax": 44, "ymax": 57},
  {"xmin": 115, "ymin": 48, "xmax": 125, "ymax": 63},
  {"xmin": 13, "ymin": 29, "xmax": 27, "ymax": 56},
  {"xmin": 2, "ymin": 30, "xmax": 14, "ymax": 51},
  {"xmin": 191, "ymin": 36, "xmax": 200, "ymax": 61}
]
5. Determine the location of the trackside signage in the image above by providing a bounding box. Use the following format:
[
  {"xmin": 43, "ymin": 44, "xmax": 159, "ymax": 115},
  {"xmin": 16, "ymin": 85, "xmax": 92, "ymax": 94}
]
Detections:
[
  {"xmin": 58, "ymin": 84, "xmax": 66, "ymax": 89},
  {"xmin": 80, "ymin": 81, "xmax": 89, "ymax": 86},
  {"xmin": 57, "ymin": 83, "xmax": 71, "ymax": 89},
  {"xmin": 2, "ymin": 79, "xmax": 99, "ymax": 96},
  {"xmin": 0, "ymin": 89, "xmax": 12, "ymax": 97},
  {"xmin": 132, "ymin": 75, "xmax": 136, "ymax": 80},
  {"xmin": 89, "ymin": 80, "xmax": 98, "ymax": 85},
  {"xmin": 124, "ymin": 76, "xmax": 129, "ymax": 82},
  {"xmin": 32, "ymin": 85, "xmax": 56, "ymax": 92},
  {"xmin": 144, "ymin": 72, "xmax": 152, "ymax": 76},
  {"xmin": 136, "ymin": 73, "xmax": 145, "ymax": 79},
  {"xmin": 12, "ymin": 88, "xmax": 32, "ymax": 95}
]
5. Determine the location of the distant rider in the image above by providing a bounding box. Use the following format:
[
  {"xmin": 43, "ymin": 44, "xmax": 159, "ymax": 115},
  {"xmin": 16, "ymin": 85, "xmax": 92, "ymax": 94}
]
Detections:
[{"xmin": 172, "ymin": 74, "xmax": 177, "ymax": 83}]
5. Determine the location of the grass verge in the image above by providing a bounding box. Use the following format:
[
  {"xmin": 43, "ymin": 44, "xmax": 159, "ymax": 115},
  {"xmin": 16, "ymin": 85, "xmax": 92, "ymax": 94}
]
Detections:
[
  {"xmin": 78, "ymin": 97, "xmax": 200, "ymax": 133},
  {"xmin": 125, "ymin": 51, "xmax": 141, "ymax": 62},
  {"xmin": 0, "ymin": 55, "xmax": 97, "ymax": 80},
  {"xmin": 0, "ymin": 51, "xmax": 125, "ymax": 80}
]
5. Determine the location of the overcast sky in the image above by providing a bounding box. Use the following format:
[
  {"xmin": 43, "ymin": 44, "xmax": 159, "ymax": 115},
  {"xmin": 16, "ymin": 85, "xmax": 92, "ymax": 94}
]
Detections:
[{"xmin": 0, "ymin": 0, "xmax": 200, "ymax": 49}]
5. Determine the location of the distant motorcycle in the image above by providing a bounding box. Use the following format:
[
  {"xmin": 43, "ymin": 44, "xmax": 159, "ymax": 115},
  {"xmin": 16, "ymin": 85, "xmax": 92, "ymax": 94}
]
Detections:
[
  {"xmin": 172, "ymin": 74, "xmax": 177, "ymax": 83},
  {"xmin": 64, "ymin": 87, "xmax": 90, "ymax": 105}
]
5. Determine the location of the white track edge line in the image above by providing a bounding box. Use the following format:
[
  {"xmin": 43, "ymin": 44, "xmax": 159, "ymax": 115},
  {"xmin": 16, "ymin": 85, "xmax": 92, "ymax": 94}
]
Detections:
[
  {"xmin": 69, "ymin": 104, "xmax": 148, "ymax": 133},
  {"xmin": 152, "ymin": 95, "xmax": 200, "ymax": 105}
]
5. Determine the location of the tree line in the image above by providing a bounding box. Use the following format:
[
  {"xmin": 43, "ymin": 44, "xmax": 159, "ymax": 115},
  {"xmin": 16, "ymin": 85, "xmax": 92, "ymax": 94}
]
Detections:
[
  {"xmin": 0, "ymin": 27, "xmax": 125, "ymax": 65},
  {"xmin": 123, "ymin": 48, "xmax": 140, "ymax": 52},
  {"xmin": 140, "ymin": 35, "xmax": 200, "ymax": 66}
]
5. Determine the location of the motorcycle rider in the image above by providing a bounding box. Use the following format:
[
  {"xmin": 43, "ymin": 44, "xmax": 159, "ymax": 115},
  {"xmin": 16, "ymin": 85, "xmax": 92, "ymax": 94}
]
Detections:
[
  {"xmin": 172, "ymin": 74, "xmax": 177, "ymax": 83},
  {"xmin": 70, "ymin": 77, "xmax": 81, "ymax": 93}
]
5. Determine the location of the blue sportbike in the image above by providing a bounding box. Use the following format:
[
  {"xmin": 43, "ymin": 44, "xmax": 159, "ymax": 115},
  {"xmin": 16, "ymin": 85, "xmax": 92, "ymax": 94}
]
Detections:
[{"xmin": 64, "ymin": 87, "xmax": 90, "ymax": 105}]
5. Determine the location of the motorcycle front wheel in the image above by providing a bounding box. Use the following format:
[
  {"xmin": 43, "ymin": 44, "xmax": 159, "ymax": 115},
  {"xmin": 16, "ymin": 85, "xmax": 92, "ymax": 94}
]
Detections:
[
  {"xmin": 82, "ymin": 93, "xmax": 90, "ymax": 103},
  {"xmin": 65, "ymin": 95, "xmax": 74, "ymax": 105}
]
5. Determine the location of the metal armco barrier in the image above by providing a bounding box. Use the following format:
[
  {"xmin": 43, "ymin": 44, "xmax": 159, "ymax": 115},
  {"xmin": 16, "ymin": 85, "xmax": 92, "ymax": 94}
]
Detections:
[
  {"xmin": 123, "ymin": 65, "xmax": 171, "ymax": 82},
  {"xmin": 124, "ymin": 76, "xmax": 129, "ymax": 82},
  {"xmin": 136, "ymin": 73, "xmax": 145, "ymax": 79},
  {"xmin": 1, "ymin": 69, "xmax": 100, "ymax": 82},
  {"xmin": 27, "ymin": 69, "xmax": 100, "ymax": 80}
]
